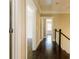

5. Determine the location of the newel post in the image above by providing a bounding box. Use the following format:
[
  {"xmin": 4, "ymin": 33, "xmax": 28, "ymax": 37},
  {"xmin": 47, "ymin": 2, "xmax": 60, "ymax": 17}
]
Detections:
[
  {"xmin": 55, "ymin": 29, "xmax": 57, "ymax": 43},
  {"xmin": 59, "ymin": 29, "xmax": 61, "ymax": 59}
]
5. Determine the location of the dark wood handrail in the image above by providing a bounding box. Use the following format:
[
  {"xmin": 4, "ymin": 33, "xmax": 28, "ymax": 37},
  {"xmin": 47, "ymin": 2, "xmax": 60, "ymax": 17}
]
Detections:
[
  {"xmin": 61, "ymin": 32, "xmax": 70, "ymax": 40},
  {"xmin": 55, "ymin": 29, "xmax": 70, "ymax": 40}
]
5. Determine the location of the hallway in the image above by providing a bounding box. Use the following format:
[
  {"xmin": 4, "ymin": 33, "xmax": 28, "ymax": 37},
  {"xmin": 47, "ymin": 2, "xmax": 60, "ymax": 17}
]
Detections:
[
  {"xmin": 26, "ymin": 0, "xmax": 70, "ymax": 59},
  {"xmin": 33, "ymin": 35, "xmax": 69, "ymax": 59},
  {"xmin": 9, "ymin": 0, "xmax": 70, "ymax": 59}
]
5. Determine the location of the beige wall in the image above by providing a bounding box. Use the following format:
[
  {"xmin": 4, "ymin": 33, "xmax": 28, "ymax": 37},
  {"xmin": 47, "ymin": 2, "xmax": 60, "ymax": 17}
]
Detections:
[{"xmin": 53, "ymin": 14, "xmax": 70, "ymax": 53}]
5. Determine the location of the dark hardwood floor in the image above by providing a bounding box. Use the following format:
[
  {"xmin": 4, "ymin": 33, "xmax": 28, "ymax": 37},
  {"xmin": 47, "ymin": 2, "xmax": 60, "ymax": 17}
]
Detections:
[{"xmin": 32, "ymin": 36, "xmax": 70, "ymax": 59}]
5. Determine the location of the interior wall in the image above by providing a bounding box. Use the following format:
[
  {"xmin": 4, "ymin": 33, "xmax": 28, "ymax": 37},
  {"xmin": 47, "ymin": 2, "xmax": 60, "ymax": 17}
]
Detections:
[
  {"xmin": 43, "ymin": 18, "xmax": 46, "ymax": 37},
  {"xmin": 36, "ymin": 10, "xmax": 41, "ymax": 49},
  {"xmin": 40, "ymin": 17, "xmax": 46, "ymax": 38},
  {"xmin": 26, "ymin": 4, "xmax": 33, "ymax": 59},
  {"xmin": 26, "ymin": 0, "xmax": 37, "ymax": 51},
  {"xmin": 53, "ymin": 13, "xmax": 70, "ymax": 53},
  {"xmin": 39, "ymin": 17, "xmax": 45, "ymax": 42},
  {"xmin": 32, "ymin": 0, "xmax": 42, "ymax": 50}
]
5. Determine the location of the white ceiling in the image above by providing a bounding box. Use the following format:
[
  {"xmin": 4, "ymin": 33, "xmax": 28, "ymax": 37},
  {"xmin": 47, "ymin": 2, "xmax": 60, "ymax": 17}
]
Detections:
[{"xmin": 35, "ymin": 0, "xmax": 70, "ymax": 14}]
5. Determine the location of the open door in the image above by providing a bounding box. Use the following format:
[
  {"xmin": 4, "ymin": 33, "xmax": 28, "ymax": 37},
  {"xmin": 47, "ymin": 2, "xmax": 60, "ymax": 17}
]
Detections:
[{"xmin": 9, "ymin": 0, "xmax": 26, "ymax": 59}]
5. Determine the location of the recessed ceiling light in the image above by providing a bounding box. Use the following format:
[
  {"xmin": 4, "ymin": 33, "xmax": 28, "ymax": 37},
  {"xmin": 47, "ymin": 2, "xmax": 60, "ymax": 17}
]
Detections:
[
  {"xmin": 45, "ymin": 0, "xmax": 53, "ymax": 5},
  {"xmin": 56, "ymin": 2, "xmax": 60, "ymax": 5}
]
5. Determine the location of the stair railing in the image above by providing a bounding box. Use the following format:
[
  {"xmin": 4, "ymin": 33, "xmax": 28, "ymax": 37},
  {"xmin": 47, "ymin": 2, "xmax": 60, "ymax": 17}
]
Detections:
[{"xmin": 55, "ymin": 29, "xmax": 70, "ymax": 59}]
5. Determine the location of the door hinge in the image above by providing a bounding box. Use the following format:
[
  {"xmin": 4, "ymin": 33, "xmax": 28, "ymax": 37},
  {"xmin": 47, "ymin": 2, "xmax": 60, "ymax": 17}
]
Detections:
[{"xmin": 9, "ymin": 28, "xmax": 13, "ymax": 33}]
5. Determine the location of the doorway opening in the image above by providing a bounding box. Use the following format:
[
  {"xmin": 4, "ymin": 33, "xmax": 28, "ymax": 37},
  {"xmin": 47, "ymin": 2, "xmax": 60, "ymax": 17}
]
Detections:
[
  {"xmin": 45, "ymin": 18, "xmax": 53, "ymax": 51},
  {"xmin": 46, "ymin": 18, "xmax": 53, "ymax": 47}
]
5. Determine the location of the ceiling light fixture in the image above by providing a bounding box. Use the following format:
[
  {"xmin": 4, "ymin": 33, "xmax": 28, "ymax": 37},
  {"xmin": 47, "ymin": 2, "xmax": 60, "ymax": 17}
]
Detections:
[{"xmin": 45, "ymin": 0, "xmax": 53, "ymax": 5}]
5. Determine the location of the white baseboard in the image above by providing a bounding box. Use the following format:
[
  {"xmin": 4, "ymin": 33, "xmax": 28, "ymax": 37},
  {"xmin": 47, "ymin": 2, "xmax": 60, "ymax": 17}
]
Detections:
[
  {"xmin": 32, "ymin": 38, "xmax": 43, "ymax": 51},
  {"xmin": 36, "ymin": 39, "xmax": 42, "ymax": 50},
  {"xmin": 36, "ymin": 36, "xmax": 45, "ymax": 50}
]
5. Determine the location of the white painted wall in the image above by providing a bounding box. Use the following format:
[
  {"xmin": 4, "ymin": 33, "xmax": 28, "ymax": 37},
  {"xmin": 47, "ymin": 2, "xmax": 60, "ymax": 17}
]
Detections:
[
  {"xmin": 26, "ymin": 0, "xmax": 37, "ymax": 51},
  {"xmin": 26, "ymin": 6, "xmax": 34, "ymax": 38}
]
